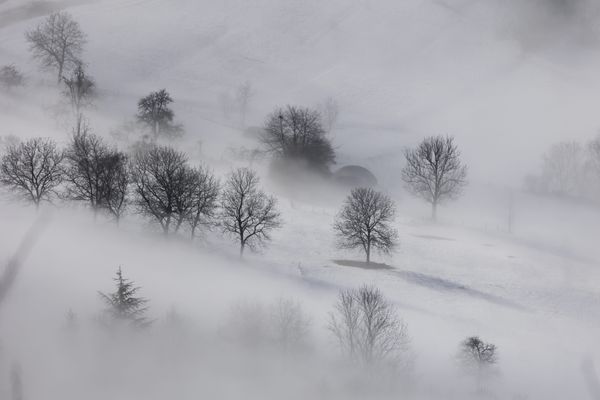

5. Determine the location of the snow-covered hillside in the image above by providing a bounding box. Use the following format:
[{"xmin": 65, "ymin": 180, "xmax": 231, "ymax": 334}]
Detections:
[{"xmin": 1, "ymin": 1, "xmax": 600, "ymax": 399}]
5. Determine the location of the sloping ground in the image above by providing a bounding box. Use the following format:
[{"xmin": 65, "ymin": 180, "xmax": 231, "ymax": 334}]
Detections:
[
  {"xmin": 1, "ymin": 1, "xmax": 600, "ymax": 398},
  {"xmin": 3, "ymin": 0, "xmax": 600, "ymax": 183}
]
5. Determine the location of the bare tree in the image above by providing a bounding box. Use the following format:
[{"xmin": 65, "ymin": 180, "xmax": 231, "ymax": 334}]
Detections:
[
  {"xmin": 0, "ymin": 138, "xmax": 64, "ymax": 208},
  {"xmin": 137, "ymin": 89, "xmax": 183, "ymax": 140},
  {"xmin": 334, "ymin": 187, "xmax": 397, "ymax": 264},
  {"xmin": 186, "ymin": 166, "xmax": 219, "ymax": 239},
  {"xmin": 25, "ymin": 11, "xmax": 86, "ymax": 83},
  {"xmin": 130, "ymin": 146, "xmax": 191, "ymax": 234},
  {"xmin": 0, "ymin": 65, "xmax": 24, "ymax": 91},
  {"xmin": 220, "ymin": 168, "xmax": 282, "ymax": 256},
  {"xmin": 262, "ymin": 106, "xmax": 335, "ymax": 172},
  {"xmin": 329, "ymin": 285, "xmax": 409, "ymax": 366},
  {"xmin": 402, "ymin": 135, "xmax": 468, "ymax": 220},
  {"xmin": 64, "ymin": 129, "xmax": 128, "ymax": 218},
  {"xmin": 63, "ymin": 63, "xmax": 95, "ymax": 117}
]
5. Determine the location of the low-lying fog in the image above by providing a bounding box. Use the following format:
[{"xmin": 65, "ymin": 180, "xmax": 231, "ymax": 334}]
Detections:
[{"xmin": 1, "ymin": 0, "xmax": 600, "ymax": 399}]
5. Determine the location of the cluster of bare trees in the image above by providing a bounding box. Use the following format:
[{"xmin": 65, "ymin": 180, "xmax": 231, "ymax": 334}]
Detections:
[
  {"xmin": 525, "ymin": 136, "xmax": 600, "ymax": 202},
  {"xmin": 331, "ymin": 135, "xmax": 469, "ymax": 264},
  {"xmin": 0, "ymin": 134, "xmax": 281, "ymax": 254},
  {"xmin": 130, "ymin": 146, "xmax": 218, "ymax": 235}
]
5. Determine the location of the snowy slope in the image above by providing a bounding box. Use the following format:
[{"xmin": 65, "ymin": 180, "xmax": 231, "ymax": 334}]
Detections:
[{"xmin": 1, "ymin": 1, "xmax": 600, "ymax": 399}]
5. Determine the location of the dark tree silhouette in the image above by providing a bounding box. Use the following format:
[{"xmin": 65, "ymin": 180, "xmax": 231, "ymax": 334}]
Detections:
[
  {"xmin": 63, "ymin": 63, "xmax": 95, "ymax": 117},
  {"xmin": 460, "ymin": 336, "xmax": 497, "ymax": 367},
  {"xmin": 99, "ymin": 267, "xmax": 150, "ymax": 328},
  {"xmin": 262, "ymin": 105, "xmax": 335, "ymax": 172},
  {"xmin": 137, "ymin": 89, "xmax": 183, "ymax": 140},
  {"xmin": 329, "ymin": 285, "xmax": 409, "ymax": 365},
  {"xmin": 25, "ymin": 12, "xmax": 86, "ymax": 83},
  {"xmin": 102, "ymin": 151, "xmax": 129, "ymax": 223},
  {"xmin": 334, "ymin": 187, "xmax": 397, "ymax": 264},
  {"xmin": 402, "ymin": 135, "xmax": 467, "ymax": 220},
  {"xmin": 130, "ymin": 146, "xmax": 191, "ymax": 234},
  {"xmin": 0, "ymin": 138, "xmax": 64, "ymax": 208},
  {"xmin": 64, "ymin": 129, "xmax": 128, "ymax": 219},
  {"xmin": 220, "ymin": 168, "xmax": 281, "ymax": 256}
]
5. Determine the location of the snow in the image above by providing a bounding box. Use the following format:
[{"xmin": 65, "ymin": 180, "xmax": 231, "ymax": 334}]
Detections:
[{"xmin": 1, "ymin": 0, "xmax": 600, "ymax": 399}]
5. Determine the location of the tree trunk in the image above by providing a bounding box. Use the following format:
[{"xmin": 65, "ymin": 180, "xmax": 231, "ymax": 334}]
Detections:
[
  {"xmin": 366, "ymin": 243, "xmax": 371, "ymax": 264},
  {"xmin": 163, "ymin": 216, "xmax": 170, "ymax": 235},
  {"xmin": 239, "ymin": 241, "xmax": 245, "ymax": 258},
  {"xmin": 431, "ymin": 201, "xmax": 437, "ymax": 221}
]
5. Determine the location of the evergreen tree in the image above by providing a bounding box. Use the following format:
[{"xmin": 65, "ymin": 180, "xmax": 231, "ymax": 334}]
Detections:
[{"xmin": 99, "ymin": 267, "xmax": 150, "ymax": 328}]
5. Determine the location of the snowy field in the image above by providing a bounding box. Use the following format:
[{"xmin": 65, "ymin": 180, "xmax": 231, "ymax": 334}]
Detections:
[{"xmin": 1, "ymin": 1, "xmax": 600, "ymax": 399}]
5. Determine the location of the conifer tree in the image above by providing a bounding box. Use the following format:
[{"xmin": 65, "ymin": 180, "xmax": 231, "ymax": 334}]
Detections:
[{"xmin": 99, "ymin": 267, "xmax": 150, "ymax": 328}]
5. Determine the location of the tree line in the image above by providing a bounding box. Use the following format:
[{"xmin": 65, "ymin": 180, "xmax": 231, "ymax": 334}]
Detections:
[{"xmin": 0, "ymin": 133, "xmax": 282, "ymax": 255}]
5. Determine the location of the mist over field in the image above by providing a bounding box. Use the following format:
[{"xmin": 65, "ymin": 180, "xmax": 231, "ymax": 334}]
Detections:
[{"xmin": 1, "ymin": 1, "xmax": 600, "ymax": 399}]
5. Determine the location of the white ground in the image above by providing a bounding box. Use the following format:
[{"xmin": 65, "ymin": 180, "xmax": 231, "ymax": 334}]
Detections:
[{"xmin": 1, "ymin": 1, "xmax": 600, "ymax": 399}]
